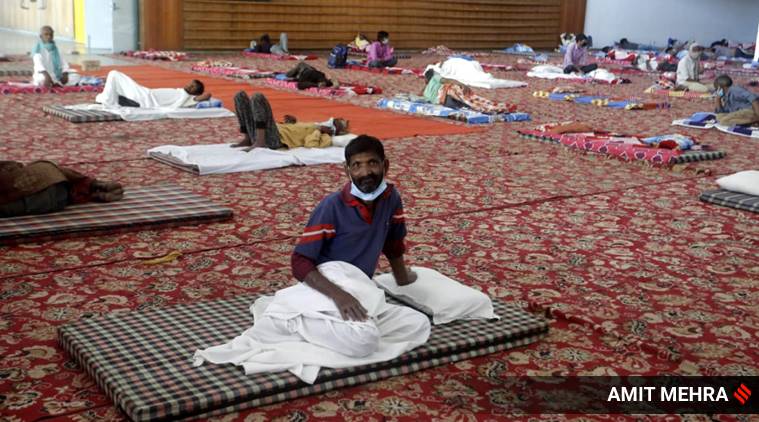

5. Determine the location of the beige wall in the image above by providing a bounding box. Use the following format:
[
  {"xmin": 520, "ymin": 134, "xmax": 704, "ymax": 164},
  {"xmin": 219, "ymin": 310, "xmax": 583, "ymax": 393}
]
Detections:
[{"xmin": 0, "ymin": 0, "xmax": 76, "ymax": 39}]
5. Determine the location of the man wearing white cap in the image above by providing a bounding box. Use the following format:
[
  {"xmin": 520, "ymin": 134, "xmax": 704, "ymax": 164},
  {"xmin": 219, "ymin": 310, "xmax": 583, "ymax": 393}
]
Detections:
[{"xmin": 676, "ymin": 43, "xmax": 710, "ymax": 93}]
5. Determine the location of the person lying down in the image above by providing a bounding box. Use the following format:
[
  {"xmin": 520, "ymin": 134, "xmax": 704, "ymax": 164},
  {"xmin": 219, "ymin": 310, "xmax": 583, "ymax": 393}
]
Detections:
[
  {"xmin": 95, "ymin": 70, "xmax": 211, "ymax": 109},
  {"xmin": 194, "ymin": 136, "xmax": 431, "ymax": 383},
  {"xmin": 231, "ymin": 91, "xmax": 349, "ymax": 151},
  {"xmin": 0, "ymin": 160, "xmax": 123, "ymax": 218}
]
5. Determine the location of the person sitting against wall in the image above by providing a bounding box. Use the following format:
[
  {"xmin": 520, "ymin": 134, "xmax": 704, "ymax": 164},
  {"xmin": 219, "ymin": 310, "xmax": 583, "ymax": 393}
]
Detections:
[
  {"xmin": 563, "ymin": 33, "xmax": 598, "ymax": 74},
  {"xmin": 32, "ymin": 25, "xmax": 81, "ymax": 87},
  {"xmin": 367, "ymin": 31, "xmax": 398, "ymax": 68}
]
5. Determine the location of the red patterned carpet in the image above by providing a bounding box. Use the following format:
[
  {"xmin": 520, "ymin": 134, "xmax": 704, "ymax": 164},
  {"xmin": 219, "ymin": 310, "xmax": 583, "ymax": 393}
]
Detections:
[{"xmin": 0, "ymin": 51, "xmax": 757, "ymax": 421}]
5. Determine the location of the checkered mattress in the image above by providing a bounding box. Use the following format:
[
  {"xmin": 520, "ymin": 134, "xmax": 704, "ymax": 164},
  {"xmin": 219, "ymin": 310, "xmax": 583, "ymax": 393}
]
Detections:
[
  {"xmin": 0, "ymin": 65, "xmax": 33, "ymax": 77},
  {"xmin": 241, "ymin": 51, "xmax": 317, "ymax": 61},
  {"xmin": 534, "ymin": 91, "xmax": 669, "ymax": 110},
  {"xmin": 264, "ymin": 78, "xmax": 382, "ymax": 96},
  {"xmin": 58, "ymin": 297, "xmax": 548, "ymax": 421},
  {"xmin": 344, "ymin": 63, "xmax": 424, "ymax": 77},
  {"xmin": 0, "ymin": 184, "xmax": 233, "ymax": 245},
  {"xmin": 1, "ymin": 82, "xmax": 101, "ymax": 95},
  {"xmin": 43, "ymin": 104, "xmax": 122, "ymax": 123},
  {"xmin": 699, "ymin": 189, "xmax": 759, "ymax": 213},
  {"xmin": 377, "ymin": 97, "xmax": 530, "ymax": 124},
  {"xmin": 517, "ymin": 130, "xmax": 725, "ymax": 166}
]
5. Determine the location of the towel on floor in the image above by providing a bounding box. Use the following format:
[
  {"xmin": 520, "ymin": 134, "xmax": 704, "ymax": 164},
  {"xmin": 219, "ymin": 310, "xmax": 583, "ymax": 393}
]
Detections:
[
  {"xmin": 148, "ymin": 134, "xmax": 356, "ymax": 175},
  {"xmin": 672, "ymin": 112, "xmax": 718, "ymax": 129},
  {"xmin": 64, "ymin": 103, "xmax": 234, "ymax": 122},
  {"xmin": 193, "ymin": 261, "xmax": 431, "ymax": 384},
  {"xmin": 424, "ymin": 57, "xmax": 526, "ymax": 89}
]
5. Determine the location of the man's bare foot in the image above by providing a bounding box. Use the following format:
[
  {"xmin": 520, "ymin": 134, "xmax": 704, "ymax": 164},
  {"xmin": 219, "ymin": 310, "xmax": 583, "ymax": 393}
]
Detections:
[{"xmin": 231, "ymin": 134, "xmax": 252, "ymax": 148}]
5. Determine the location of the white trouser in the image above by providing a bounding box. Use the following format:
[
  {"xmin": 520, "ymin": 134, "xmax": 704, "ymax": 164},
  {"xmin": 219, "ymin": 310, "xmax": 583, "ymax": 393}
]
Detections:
[
  {"xmin": 249, "ymin": 303, "xmax": 430, "ymax": 358},
  {"xmin": 32, "ymin": 71, "xmax": 81, "ymax": 86},
  {"xmin": 95, "ymin": 70, "xmax": 152, "ymax": 107},
  {"xmin": 678, "ymin": 81, "xmax": 711, "ymax": 93}
]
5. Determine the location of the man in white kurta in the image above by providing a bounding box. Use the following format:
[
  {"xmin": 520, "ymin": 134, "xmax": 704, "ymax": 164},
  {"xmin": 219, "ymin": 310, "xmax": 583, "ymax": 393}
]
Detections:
[
  {"xmin": 32, "ymin": 26, "xmax": 80, "ymax": 87},
  {"xmin": 194, "ymin": 136, "xmax": 431, "ymax": 383},
  {"xmin": 676, "ymin": 43, "xmax": 710, "ymax": 93},
  {"xmin": 95, "ymin": 70, "xmax": 208, "ymax": 109}
]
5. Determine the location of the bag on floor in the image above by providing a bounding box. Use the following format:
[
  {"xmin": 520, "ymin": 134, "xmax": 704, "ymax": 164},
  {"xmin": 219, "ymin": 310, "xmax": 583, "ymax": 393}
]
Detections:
[{"xmin": 328, "ymin": 44, "xmax": 349, "ymax": 68}]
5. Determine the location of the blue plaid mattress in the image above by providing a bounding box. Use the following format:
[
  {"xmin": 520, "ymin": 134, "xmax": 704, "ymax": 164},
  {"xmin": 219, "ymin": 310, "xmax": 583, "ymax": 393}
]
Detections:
[
  {"xmin": 377, "ymin": 97, "xmax": 530, "ymax": 124},
  {"xmin": 699, "ymin": 189, "xmax": 759, "ymax": 213}
]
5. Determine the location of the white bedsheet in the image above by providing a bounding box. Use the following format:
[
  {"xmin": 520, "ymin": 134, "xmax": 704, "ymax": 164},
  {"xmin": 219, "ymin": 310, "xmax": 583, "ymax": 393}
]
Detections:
[
  {"xmin": 193, "ymin": 261, "xmax": 431, "ymax": 384},
  {"xmin": 425, "ymin": 57, "xmax": 527, "ymax": 89},
  {"xmin": 64, "ymin": 103, "xmax": 234, "ymax": 122},
  {"xmin": 148, "ymin": 134, "xmax": 356, "ymax": 175},
  {"xmin": 527, "ymin": 65, "xmax": 618, "ymax": 83}
]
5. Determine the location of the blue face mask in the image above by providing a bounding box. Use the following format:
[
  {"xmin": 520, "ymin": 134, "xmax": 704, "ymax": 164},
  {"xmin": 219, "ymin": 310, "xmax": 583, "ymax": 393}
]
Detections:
[
  {"xmin": 350, "ymin": 178, "xmax": 387, "ymax": 202},
  {"xmin": 716, "ymin": 88, "xmax": 725, "ymax": 97}
]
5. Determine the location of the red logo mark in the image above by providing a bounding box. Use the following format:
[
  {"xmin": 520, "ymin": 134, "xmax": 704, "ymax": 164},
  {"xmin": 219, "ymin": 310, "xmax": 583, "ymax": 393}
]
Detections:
[{"xmin": 734, "ymin": 384, "xmax": 751, "ymax": 405}]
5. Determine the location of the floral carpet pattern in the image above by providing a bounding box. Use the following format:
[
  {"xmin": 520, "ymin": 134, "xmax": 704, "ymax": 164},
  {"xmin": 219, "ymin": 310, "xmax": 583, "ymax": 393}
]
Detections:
[{"xmin": 0, "ymin": 51, "xmax": 757, "ymax": 422}]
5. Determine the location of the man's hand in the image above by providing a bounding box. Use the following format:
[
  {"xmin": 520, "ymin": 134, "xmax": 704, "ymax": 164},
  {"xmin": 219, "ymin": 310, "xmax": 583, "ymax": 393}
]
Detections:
[
  {"xmin": 395, "ymin": 269, "xmax": 417, "ymax": 286},
  {"xmin": 60, "ymin": 72, "xmax": 69, "ymax": 85},
  {"xmin": 41, "ymin": 71, "xmax": 53, "ymax": 88},
  {"xmin": 194, "ymin": 93, "xmax": 212, "ymax": 102},
  {"xmin": 333, "ymin": 290, "xmax": 368, "ymax": 321},
  {"xmin": 283, "ymin": 114, "xmax": 297, "ymax": 124}
]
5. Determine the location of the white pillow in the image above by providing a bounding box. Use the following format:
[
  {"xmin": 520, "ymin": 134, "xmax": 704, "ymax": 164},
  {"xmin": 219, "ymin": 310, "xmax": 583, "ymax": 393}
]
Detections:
[
  {"xmin": 374, "ymin": 266, "xmax": 498, "ymax": 325},
  {"xmin": 331, "ymin": 133, "xmax": 357, "ymax": 148},
  {"xmin": 716, "ymin": 170, "xmax": 759, "ymax": 196}
]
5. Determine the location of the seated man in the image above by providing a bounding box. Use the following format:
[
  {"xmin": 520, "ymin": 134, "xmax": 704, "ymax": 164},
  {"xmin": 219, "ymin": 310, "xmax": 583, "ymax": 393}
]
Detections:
[
  {"xmin": 231, "ymin": 91, "xmax": 349, "ymax": 151},
  {"xmin": 0, "ymin": 160, "xmax": 122, "ymax": 218},
  {"xmin": 253, "ymin": 33, "xmax": 272, "ymax": 53},
  {"xmin": 563, "ymin": 33, "xmax": 598, "ymax": 74},
  {"xmin": 367, "ymin": 31, "xmax": 397, "ymax": 68},
  {"xmin": 714, "ymin": 74, "xmax": 759, "ymax": 126},
  {"xmin": 95, "ymin": 70, "xmax": 210, "ymax": 109},
  {"xmin": 422, "ymin": 69, "xmax": 517, "ymax": 114},
  {"xmin": 676, "ymin": 44, "xmax": 710, "ymax": 93},
  {"xmin": 285, "ymin": 62, "xmax": 336, "ymax": 90},
  {"xmin": 281, "ymin": 136, "xmax": 429, "ymax": 349},
  {"xmin": 32, "ymin": 25, "xmax": 80, "ymax": 87}
]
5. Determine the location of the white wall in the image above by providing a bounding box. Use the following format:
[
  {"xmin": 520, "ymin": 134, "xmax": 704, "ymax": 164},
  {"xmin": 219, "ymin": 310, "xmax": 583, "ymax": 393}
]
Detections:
[{"xmin": 585, "ymin": 0, "xmax": 759, "ymax": 48}]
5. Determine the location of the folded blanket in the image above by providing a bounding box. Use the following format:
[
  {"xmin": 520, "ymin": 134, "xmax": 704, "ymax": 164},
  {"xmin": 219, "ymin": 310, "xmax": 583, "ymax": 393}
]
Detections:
[
  {"xmin": 264, "ymin": 78, "xmax": 382, "ymax": 96},
  {"xmin": 422, "ymin": 45, "xmax": 491, "ymax": 57},
  {"xmin": 377, "ymin": 97, "xmax": 530, "ymax": 124},
  {"xmin": 242, "ymin": 51, "xmax": 317, "ymax": 61},
  {"xmin": 191, "ymin": 64, "xmax": 275, "ymax": 79},
  {"xmin": 122, "ymin": 50, "xmax": 187, "ymax": 61},
  {"xmin": 527, "ymin": 65, "xmax": 627, "ymax": 85},
  {"xmin": 534, "ymin": 91, "xmax": 669, "ymax": 110},
  {"xmin": 645, "ymin": 86, "xmax": 715, "ymax": 99},
  {"xmin": 716, "ymin": 124, "xmax": 759, "ymax": 139},
  {"xmin": 671, "ymin": 112, "xmax": 718, "ymax": 129},
  {"xmin": 424, "ymin": 58, "xmax": 527, "ymax": 89},
  {"xmin": 148, "ymin": 136, "xmax": 356, "ymax": 175},
  {"xmin": 344, "ymin": 63, "xmax": 424, "ymax": 77},
  {"xmin": 0, "ymin": 82, "xmax": 102, "ymax": 95},
  {"xmin": 63, "ymin": 103, "xmax": 234, "ymax": 122}
]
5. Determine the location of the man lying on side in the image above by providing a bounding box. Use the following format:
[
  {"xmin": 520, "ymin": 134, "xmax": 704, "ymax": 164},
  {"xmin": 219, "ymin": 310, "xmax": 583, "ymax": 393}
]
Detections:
[
  {"xmin": 95, "ymin": 70, "xmax": 211, "ymax": 109},
  {"xmin": 0, "ymin": 160, "xmax": 122, "ymax": 218}
]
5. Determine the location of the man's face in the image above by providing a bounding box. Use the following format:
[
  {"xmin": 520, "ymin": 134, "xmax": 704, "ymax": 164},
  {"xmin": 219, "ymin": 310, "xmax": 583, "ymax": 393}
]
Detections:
[
  {"xmin": 185, "ymin": 81, "xmax": 200, "ymax": 95},
  {"xmin": 346, "ymin": 152, "xmax": 387, "ymax": 193},
  {"xmin": 40, "ymin": 28, "xmax": 54, "ymax": 43}
]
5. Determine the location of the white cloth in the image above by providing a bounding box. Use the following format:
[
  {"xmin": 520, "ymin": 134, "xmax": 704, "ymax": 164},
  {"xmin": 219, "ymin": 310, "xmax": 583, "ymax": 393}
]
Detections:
[
  {"xmin": 676, "ymin": 55, "xmax": 699, "ymax": 85},
  {"xmin": 424, "ymin": 57, "xmax": 526, "ymax": 89},
  {"xmin": 32, "ymin": 51, "xmax": 80, "ymax": 86},
  {"xmin": 527, "ymin": 65, "xmax": 618, "ymax": 83},
  {"xmin": 95, "ymin": 70, "xmax": 197, "ymax": 109},
  {"xmin": 148, "ymin": 133, "xmax": 356, "ymax": 175},
  {"xmin": 64, "ymin": 103, "xmax": 234, "ymax": 122},
  {"xmin": 716, "ymin": 170, "xmax": 759, "ymax": 196},
  {"xmin": 193, "ymin": 261, "xmax": 431, "ymax": 384}
]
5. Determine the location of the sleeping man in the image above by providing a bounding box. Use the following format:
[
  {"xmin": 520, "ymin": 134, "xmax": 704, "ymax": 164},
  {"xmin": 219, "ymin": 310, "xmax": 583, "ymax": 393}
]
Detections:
[
  {"xmin": 231, "ymin": 91, "xmax": 349, "ymax": 151},
  {"xmin": 194, "ymin": 136, "xmax": 431, "ymax": 382},
  {"xmin": 95, "ymin": 70, "xmax": 211, "ymax": 109}
]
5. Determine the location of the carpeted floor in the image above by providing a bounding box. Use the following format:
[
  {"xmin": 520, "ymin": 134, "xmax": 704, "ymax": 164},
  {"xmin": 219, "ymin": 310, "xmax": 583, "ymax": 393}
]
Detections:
[{"xmin": 0, "ymin": 50, "xmax": 757, "ymax": 422}]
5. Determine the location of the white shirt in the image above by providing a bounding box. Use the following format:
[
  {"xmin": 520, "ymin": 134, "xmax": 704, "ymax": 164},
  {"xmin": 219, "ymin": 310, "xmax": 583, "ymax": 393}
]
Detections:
[
  {"xmin": 676, "ymin": 55, "xmax": 699, "ymax": 85},
  {"xmin": 32, "ymin": 48, "xmax": 70, "ymax": 84}
]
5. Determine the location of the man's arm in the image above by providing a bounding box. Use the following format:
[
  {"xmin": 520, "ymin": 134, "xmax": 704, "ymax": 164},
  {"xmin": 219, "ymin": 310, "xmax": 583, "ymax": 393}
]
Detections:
[
  {"xmin": 303, "ymin": 268, "xmax": 368, "ymax": 321},
  {"xmin": 752, "ymin": 99, "xmax": 759, "ymax": 117},
  {"xmin": 388, "ymin": 255, "xmax": 417, "ymax": 286},
  {"xmin": 194, "ymin": 93, "xmax": 212, "ymax": 102}
]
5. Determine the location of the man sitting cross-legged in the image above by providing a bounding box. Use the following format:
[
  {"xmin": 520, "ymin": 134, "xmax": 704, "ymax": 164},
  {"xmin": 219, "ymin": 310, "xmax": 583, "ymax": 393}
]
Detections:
[{"xmin": 231, "ymin": 91, "xmax": 349, "ymax": 151}]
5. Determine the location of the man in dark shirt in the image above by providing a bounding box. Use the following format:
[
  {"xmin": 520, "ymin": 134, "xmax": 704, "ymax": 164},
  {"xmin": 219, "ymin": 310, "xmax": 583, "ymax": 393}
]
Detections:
[
  {"xmin": 285, "ymin": 62, "xmax": 336, "ymax": 90},
  {"xmin": 292, "ymin": 135, "xmax": 417, "ymax": 321}
]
